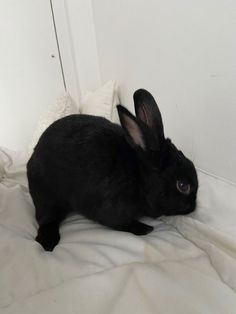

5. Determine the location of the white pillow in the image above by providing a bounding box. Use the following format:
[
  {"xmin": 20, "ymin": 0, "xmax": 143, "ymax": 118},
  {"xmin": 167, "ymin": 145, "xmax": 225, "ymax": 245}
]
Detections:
[
  {"xmin": 28, "ymin": 92, "xmax": 79, "ymax": 154},
  {"xmin": 81, "ymin": 80, "xmax": 120, "ymax": 123},
  {"xmin": 111, "ymin": 88, "xmax": 120, "ymax": 124}
]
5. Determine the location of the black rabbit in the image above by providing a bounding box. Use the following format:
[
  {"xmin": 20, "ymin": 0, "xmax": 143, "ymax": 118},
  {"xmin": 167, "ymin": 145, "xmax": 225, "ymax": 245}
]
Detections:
[{"xmin": 27, "ymin": 89, "xmax": 198, "ymax": 251}]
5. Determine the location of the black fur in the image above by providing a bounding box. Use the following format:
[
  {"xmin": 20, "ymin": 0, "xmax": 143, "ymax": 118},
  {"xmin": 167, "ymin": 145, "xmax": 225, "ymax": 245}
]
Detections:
[{"xmin": 27, "ymin": 89, "xmax": 198, "ymax": 251}]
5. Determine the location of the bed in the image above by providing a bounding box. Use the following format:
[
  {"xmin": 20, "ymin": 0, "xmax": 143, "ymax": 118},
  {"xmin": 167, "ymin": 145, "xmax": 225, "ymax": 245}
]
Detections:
[{"xmin": 1, "ymin": 86, "xmax": 236, "ymax": 313}]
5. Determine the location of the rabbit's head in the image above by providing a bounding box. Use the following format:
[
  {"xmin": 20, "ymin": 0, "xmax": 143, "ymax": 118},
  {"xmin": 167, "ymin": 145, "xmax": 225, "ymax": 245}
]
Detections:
[{"xmin": 117, "ymin": 89, "xmax": 198, "ymax": 218}]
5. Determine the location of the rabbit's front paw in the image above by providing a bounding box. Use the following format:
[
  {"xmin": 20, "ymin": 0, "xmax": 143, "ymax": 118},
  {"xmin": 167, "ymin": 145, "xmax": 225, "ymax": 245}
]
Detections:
[{"xmin": 36, "ymin": 224, "xmax": 60, "ymax": 251}]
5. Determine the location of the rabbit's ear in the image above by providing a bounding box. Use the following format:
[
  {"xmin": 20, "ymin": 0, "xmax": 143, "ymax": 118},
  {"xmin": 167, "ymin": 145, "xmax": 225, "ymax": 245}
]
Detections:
[
  {"xmin": 133, "ymin": 89, "xmax": 164, "ymax": 141},
  {"xmin": 117, "ymin": 105, "xmax": 146, "ymax": 150}
]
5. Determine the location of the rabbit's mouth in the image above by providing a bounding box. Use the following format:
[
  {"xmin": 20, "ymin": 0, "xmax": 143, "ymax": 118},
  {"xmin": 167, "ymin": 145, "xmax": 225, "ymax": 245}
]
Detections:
[
  {"xmin": 165, "ymin": 203, "xmax": 196, "ymax": 217},
  {"xmin": 181, "ymin": 205, "xmax": 196, "ymax": 215},
  {"xmin": 180, "ymin": 202, "xmax": 196, "ymax": 215}
]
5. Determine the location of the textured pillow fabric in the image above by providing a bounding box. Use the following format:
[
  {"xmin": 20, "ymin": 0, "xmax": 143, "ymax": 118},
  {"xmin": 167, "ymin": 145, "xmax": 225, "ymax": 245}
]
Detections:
[
  {"xmin": 111, "ymin": 88, "xmax": 120, "ymax": 124},
  {"xmin": 81, "ymin": 80, "xmax": 120, "ymax": 123},
  {"xmin": 28, "ymin": 92, "xmax": 78, "ymax": 154}
]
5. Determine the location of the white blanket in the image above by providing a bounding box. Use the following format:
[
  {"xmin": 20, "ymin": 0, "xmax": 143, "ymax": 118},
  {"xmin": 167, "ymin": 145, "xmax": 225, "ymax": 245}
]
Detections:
[{"xmin": 0, "ymin": 148, "xmax": 236, "ymax": 314}]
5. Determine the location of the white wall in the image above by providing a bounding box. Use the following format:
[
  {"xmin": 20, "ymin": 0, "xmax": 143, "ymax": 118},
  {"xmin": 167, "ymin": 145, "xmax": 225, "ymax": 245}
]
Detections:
[
  {"xmin": 91, "ymin": 0, "xmax": 236, "ymax": 184},
  {"xmin": 52, "ymin": 0, "xmax": 101, "ymax": 103},
  {"xmin": 0, "ymin": 0, "xmax": 64, "ymax": 151},
  {"xmin": 0, "ymin": 0, "xmax": 101, "ymax": 151}
]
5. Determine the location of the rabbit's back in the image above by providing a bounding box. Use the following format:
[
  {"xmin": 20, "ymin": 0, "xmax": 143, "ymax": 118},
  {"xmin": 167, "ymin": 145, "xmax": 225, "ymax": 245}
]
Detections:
[{"xmin": 27, "ymin": 114, "xmax": 140, "ymax": 217}]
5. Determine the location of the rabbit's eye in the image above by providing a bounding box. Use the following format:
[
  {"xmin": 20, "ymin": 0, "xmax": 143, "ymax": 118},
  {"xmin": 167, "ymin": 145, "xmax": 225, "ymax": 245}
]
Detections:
[{"xmin": 176, "ymin": 180, "xmax": 191, "ymax": 195}]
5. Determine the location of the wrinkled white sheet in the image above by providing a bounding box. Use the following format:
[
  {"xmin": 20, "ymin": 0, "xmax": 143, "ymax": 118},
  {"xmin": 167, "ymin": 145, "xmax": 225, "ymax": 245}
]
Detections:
[{"xmin": 0, "ymin": 147, "xmax": 236, "ymax": 314}]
